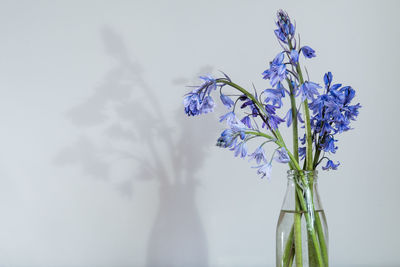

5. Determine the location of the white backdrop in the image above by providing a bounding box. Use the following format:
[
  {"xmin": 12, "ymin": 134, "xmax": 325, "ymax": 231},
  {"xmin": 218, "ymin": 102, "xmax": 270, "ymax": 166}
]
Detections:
[{"xmin": 0, "ymin": 0, "xmax": 399, "ymax": 266}]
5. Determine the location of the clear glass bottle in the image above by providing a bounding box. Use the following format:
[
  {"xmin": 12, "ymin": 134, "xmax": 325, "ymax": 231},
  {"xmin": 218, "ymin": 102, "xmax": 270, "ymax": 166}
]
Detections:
[{"xmin": 276, "ymin": 170, "xmax": 329, "ymax": 267}]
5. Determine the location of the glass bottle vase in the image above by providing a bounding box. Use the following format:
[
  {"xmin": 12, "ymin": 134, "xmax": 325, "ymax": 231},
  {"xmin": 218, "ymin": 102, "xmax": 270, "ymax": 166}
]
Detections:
[{"xmin": 276, "ymin": 170, "xmax": 329, "ymax": 267}]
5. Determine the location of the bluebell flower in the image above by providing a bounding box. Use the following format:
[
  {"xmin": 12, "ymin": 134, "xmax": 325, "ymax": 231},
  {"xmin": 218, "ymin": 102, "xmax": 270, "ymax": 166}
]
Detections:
[
  {"xmin": 284, "ymin": 108, "xmax": 304, "ymax": 127},
  {"xmin": 220, "ymin": 94, "xmax": 235, "ymax": 108},
  {"xmin": 284, "ymin": 109, "xmax": 293, "ymax": 127},
  {"xmin": 241, "ymin": 116, "xmax": 252, "ymax": 129},
  {"xmin": 183, "ymin": 93, "xmax": 202, "ymax": 116},
  {"xmin": 301, "ymin": 46, "xmax": 316, "ymax": 58},
  {"xmin": 345, "ymin": 103, "xmax": 361, "ymax": 121},
  {"xmin": 262, "ymin": 52, "xmax": 287, "ymax": 87},
  {"xmin": 290, "ymin": 49, "xmax": 299, "ymax": 64},
  {"xmin": 219, "ymin": 111, "xmax": 238, "ymax": 126},
  {"xmin": 322, "ymin": 160, "xmax": 340, "ymax": 171},
  {"xmin": 298, "ymin": 147, "xmax": 306, "ymax": 160},
  {"xmin": 248, "ymin": 146, "xmax": 267, "ymax": 164},
  {"xmin": 216, "ymin": 129, "xmax": 236, "ymax": 148},
  {"xmin": 263, "ymin": 87, "xmax": 285, "ymax": 108},
  {"xmin": 321, "ymin": 136, "xmax": 338, "ymax": 153},
  {"xmin": 199, "ymin": 95, "xmax": 215, "ymax": 114},
  {"xmin": 231, "ymin": 124, "xmax": 247, "ymax": 140},
  {"xmin": 199, "ymin": 75, "xmax": 217, "ymax": 92},
  {"xmin": 340, "ymin": 86, "xmax": 356, "ymax": 105},
  {"xmin": 184, "ymin": 75, "xmax": 218, "ymax": 116},
  {"xmin": 254, "ymin": 162, "xmax": 272, "ymax": 179},
  {"xmin": 274, "ymin": 10, "xmax": 295, "ymax": 43},
  {"xmin": 234, "ymin": 142, "xmax": 248, "ymax": 158},
  {"xmin": 324, "ymin": 72, "xmax": 333, "ymax": 88},
  {"xmin": 274, "ymin": 147, "xmax": 290, "ymax": 163},
  {"xmin": 268, "ymin": 114, "xmax": 285, "ymax": 130},
  {"xmin": 299, "ymin": 134, "xmax": 306, "ymax": 145},
  {"xmin": 298, "ymin": 81, "xmax": 321, "ymax": 101}
]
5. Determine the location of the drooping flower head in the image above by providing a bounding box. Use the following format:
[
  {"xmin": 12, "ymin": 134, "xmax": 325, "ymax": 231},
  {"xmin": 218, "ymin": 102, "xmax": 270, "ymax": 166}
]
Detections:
[
  {"xmin": 184, "ymin": 75, "xmax": 218, "ymax": 116},
  {"xmin": 254, "ymin": 162, "xmax": 272, "ymax": 179},
  {"xmin": 301, "ymin": 46, "xmax": 316, "ymax": 58},
  {"xmin": 248, "ymin": 146, "xmax": 268, "ymax": 164},
  {"xmin": 322, "ymin": 160, "xmax": 340, "ymax": 171}
]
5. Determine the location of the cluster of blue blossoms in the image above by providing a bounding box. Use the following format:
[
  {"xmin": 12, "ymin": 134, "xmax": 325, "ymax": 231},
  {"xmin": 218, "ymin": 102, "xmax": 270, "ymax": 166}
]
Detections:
[{"xmin": 183, "ymin": 10, "xmax": 360, "ymax": 179}]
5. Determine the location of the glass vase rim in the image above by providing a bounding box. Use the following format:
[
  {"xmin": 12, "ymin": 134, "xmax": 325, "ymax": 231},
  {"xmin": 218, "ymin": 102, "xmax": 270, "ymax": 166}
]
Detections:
[{"xmin": 286, "ymin": 169, "xmax": 318, "ymax": 177}]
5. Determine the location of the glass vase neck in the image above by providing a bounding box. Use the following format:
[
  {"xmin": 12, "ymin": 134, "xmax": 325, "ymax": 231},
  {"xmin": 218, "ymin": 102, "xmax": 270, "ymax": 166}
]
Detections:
[{"xmin": 287, "ymin": 170, "xmax": 318, "ymax": 182}]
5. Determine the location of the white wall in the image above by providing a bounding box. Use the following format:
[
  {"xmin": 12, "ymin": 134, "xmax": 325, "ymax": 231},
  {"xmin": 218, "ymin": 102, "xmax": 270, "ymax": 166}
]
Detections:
[{"xmin": 0, "ymin": 0, "xmax": 398, "ymax": 266}]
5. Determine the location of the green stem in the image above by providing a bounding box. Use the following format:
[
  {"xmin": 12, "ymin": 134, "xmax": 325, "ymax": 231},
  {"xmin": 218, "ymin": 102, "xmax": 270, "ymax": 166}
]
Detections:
[
  {"xmin": 315, "ymin": 211, "xmax": 329, "ymax": 266},
  {"xmin": 282, "ymin": 224, "xmax": 295, "ymax": 267},
  {"xmin": 216, "ymin": 79, "xmax": 296, "ymax": 166},
  {"xmin": 286, "ymin": 79, "xmax": 299, "ymax": 162},
  {"xmin": 293, "ymin": 188, "xmax": 302, "ymax": 266},
  {"xmin": 294, "ymin": 182, "xmax": 324, "ymax": 266}
]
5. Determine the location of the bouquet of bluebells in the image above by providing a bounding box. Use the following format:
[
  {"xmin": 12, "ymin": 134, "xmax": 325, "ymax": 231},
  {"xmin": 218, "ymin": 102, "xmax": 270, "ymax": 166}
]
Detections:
[{"xmin": 183, "ymin": 10, "xmax": 360, "ymax": 267}]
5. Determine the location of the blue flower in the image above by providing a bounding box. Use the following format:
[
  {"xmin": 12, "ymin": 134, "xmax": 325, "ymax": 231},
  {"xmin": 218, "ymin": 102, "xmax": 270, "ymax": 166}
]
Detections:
[
  {"xmin": 324, "ymin": 72, "xmax": 333, "ymax": 88},
  {"xmin": 199, "ymin": 75, "xmax": 217, "ymax": 92},
  {"xmin": 216, "ymin": 129, "xmax": 236, "ymax": 148},
  {"xmin": 241, "ymin": 116, "xmax": 252, "ymax": 128},
  {"xmin": 298, "ymin": 147, "xmax": 306, "ymax": 160},
  {"xmin": 263, "ymin": 87, "xmax": 285, "ymax": 108},
  {"xmin": 299, "ymin": 134, "xmax": 306, "ymax": 145},
  {"xmin": 248, "ymin": 146, "xmax": 267, "ymax": 164},
  {"xmin": 284, "ymin": 108, "xmax": 304, "ymax": 127},
  {"xmin": 262, "ymin": 52, "xmax": 287, "ymax": 87},
  {"xmin": 322, "ymin": 160, "xmax": 340, "ymax": 171},
  {"xmin": 184, "ymin": 75, "xmax": 218, "ymax": 116},
  {"xmin": 254, "ymin": 162, "xmax": 272, "ymax": 179},
  {"xmin": 199, "ymin": 95, "xmax": 215, "ymax": 114},
  {"xmin": 268, "ymin": 114, "xmax": 285, "ymax": 130},
  {"xmin": 220, "ymin": 94, "xmax": 235, "ymax": 108},
  {"xmin": 183, "ymin": 93, "xmax": 202, "ymax": 116},
  {"xmin": 298, "ymin": 81, "xmax": 321, "ymax": 101},
  {"xmin": 321, "ymin": 136, "xmax": 338, "ymax": 153},
  {"xmin": 290, "ymin": 49, "xmax": 299, "ymax": 63},
  {"xmin": 301, "ymin": 46, "xmax": 316, "ymax": 58},
  {"xmin": 233, "ymin": 142, "xmax": 248, "ymax": 158},
  {"xmin": 274, "ymin": 10, "xmax": 295, "ymax": 43},
  {"xmin": 219, "ymin": 111, "xmax": 238, "ymax": 126},
  {"xmin": 274, "ymin": 147, "xmax": 290, "ymax": 163}
]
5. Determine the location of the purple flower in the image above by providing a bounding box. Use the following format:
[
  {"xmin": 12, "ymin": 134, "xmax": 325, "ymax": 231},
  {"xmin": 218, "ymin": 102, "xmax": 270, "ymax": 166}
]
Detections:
[
  {"xmin": 248, "ymin": 146, "xmax": 267, "ymax": 164},
  {"xmin": 298, "ymin": 81, "xmax": 321, "ymax": 101},
  {"xmin": 298, "ymin": 147, "xmax": 306, "ymax": 160},
  {"xmin": 241, "ymin": 116, "xmax": 252, "ymax": 128},
  {"xmin": 233, "ymin": 142, "xmax": 248, "ymax": 158},
  {"xmin": 274, "ymin": 10, "xmax": 295, "ymax": 43},
  {"xmin": 262, "ymin": 52, "xmax": 287, "ymax": 87},
  {"xmin": 219, "ymin": 111, "xmax": 238, "ymax": 126},
  {"xmin": 220, "ymin": 94, "xmax": 235, "ymax": 108},
  {"xmin": 290, "ymin": 49, "xmax": 299, "ymax": 63},
  {"xmin": 301, "ymin": 46, "xmax": 316, "ymax": 58},
  {"xmin": 322, "ymin": 160, "xmax": 340, "ymax": 171},
  {"xmin": 322, "ymin": 136, "xmax": 338, "ymax": 153},
  {"xmin": 269, "ymin": 114, "xmax": 285, "ymax": 130},
  {"xmin": 254, "ymin": 162, "xmax": 272, "ymax": 179},
  {"xmin": 183, "ymin": 93, "xmax": 202, "ymax": 116},
  {"xmin": 263, "ymin": 86, "xmax": 286, "ymax": 108},
  {"xmin": 216, "ymin": 129, "xmax": 236, "ymax": 148},
  {"xmin": 199, "ymin": 95, "xmax": 215, "ymax": 114},
  {"xmin": 284, "ymin": 108, "xmax": 304, "ymax": 127},
  {"xmin": 274, "ymin": 147, "xmax": 290, "ymax": 163},
  {"xmin": 324, "ymin": 72, "xmax": 333, "ymax": 88},
  {"xmin": 199, "ymin": 75, "xmax": 217, "ymax": 92},
  {"xmin": 183, "ymin": 75, "xmax": 217, "ymax": 116}
]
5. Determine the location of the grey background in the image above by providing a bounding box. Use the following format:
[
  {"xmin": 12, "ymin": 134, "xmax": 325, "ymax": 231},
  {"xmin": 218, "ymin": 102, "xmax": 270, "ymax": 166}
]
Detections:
[{"xmin": 0, "ymin": 0, "xmax": 398, "ymax": 266}]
